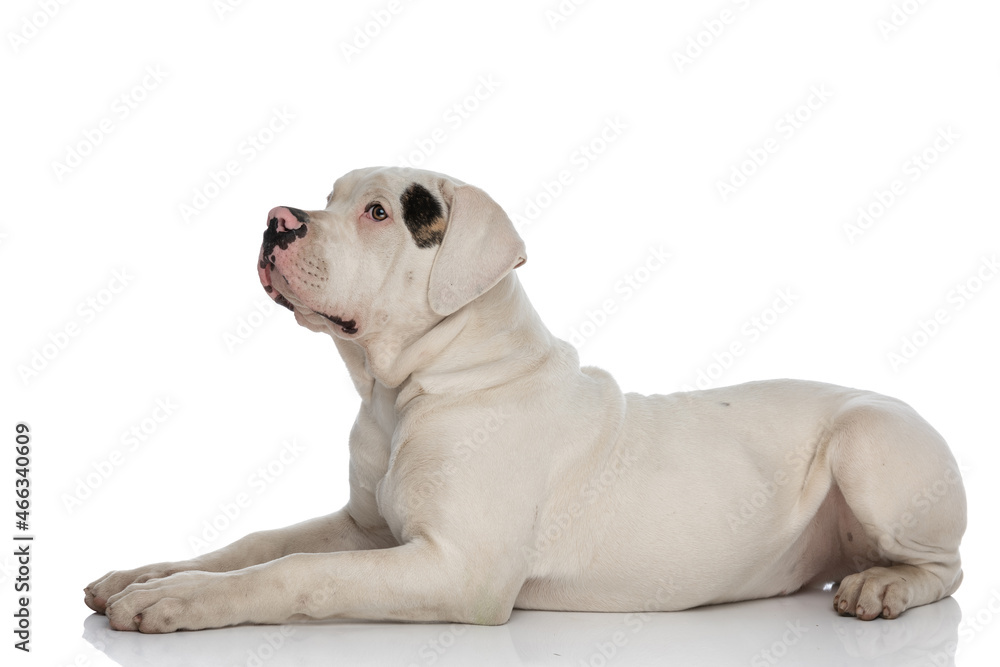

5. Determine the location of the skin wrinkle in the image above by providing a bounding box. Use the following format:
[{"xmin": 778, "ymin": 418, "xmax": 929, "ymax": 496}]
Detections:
[{"xmin": 274, "ymin": 207, "xmax": 361, "ymax": 332}]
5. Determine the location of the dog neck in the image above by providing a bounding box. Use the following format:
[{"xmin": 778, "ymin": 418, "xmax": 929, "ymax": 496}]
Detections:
[{"xmin": 336, "ymin": 272, "xmax": 556, "ymax": 406}]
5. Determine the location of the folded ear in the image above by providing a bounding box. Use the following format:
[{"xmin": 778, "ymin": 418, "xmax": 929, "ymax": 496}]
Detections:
[{"xmin": 428, "ymin": 182, "xmax": 527, "ymax": 316}]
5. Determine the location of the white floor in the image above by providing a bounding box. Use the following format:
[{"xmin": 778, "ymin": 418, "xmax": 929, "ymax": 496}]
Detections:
[{"xmin": 78, "ymin": 586, "xmax": 983, "ymax": 667}]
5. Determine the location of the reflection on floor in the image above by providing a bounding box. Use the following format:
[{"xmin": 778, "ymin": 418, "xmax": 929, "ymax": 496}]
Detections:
[{"xmin": 84, "ymin": 587, "xmax": 962, "ymax": 667}]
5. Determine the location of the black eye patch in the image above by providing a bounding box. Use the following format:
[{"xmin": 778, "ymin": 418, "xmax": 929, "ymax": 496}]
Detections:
[{"xmin": 400, "ymin": 183, "xmax": 445, "ymax": 249}]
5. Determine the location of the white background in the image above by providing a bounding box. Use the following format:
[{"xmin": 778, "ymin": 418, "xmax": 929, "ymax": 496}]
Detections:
[{"xmin": 3, "ymin": 0, "xmax": 999, "ymax": 665}]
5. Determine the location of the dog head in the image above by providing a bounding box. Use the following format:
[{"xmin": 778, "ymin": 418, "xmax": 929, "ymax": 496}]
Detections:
[{"xmin": 258, "ymin": 167, "xmax": 526, "ymax": 343}]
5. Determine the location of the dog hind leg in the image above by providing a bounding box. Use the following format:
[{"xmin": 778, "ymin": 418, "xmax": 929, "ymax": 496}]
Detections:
[{"xmin": 828, "ymin": 396, "xmax": 966, "ymax": 620}]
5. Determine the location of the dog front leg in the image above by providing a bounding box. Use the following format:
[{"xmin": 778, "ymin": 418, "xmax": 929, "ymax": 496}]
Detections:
[
  {"xmin": 104, "ymin": 538, "xmax": 519, "ymax": 632},
  {"xmin": 86, "ymin": 508, "xmax": 393, "ymax": 614}
]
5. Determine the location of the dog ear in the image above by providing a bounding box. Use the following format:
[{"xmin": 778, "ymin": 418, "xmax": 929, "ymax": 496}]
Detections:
[{"xmin": 428, "ymin": 182, "xmax": 527, "ymax": 316}]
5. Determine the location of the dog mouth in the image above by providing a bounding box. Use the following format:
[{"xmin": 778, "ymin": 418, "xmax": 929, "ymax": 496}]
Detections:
[
  {"xmin": 258, "ymin": 212, "xmax": 309, "ymax": 309},
  {"xmin": 257, "ymin": 246, "xmax": 359, "ymax": 336},
  {"xmin": 319, "ymin": 313, "xmax": 358, "ymax": 335},
  {"xmin": 258, "ymin": 247, "xmax": 294, "ymax": 312}
]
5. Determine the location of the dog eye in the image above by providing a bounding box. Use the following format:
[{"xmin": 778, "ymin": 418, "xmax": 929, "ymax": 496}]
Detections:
[{"xmin": 366, "ymin": 203, "xmax": 388, "ymax": 221}]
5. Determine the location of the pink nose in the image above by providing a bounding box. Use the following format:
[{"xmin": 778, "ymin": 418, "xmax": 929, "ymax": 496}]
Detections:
[{"xmin": 267, "ymin": 206, "xmax": 307, "ymax": 232}]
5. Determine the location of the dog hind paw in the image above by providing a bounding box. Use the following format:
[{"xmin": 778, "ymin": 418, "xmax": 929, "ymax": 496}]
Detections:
[{"xmin": 833, "ymin": 566, "xmax": 913, "ymax": 620}]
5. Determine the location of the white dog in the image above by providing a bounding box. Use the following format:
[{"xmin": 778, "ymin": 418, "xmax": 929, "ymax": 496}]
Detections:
[{"xmin": 85, "ymin": 167, "xmax": 966, "ymax": 633}]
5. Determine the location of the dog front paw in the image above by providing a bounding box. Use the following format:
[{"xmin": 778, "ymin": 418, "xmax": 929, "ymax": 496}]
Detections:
[
  {"xmin": 104, "ymin": 570, "xmax": 242, "ymax": 633},
  {"xmin": 84, "ymin": 560, "xmax": 200, "ymax": 614}
]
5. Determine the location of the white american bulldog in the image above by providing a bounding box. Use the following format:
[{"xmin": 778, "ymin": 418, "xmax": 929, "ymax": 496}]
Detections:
[{"xmin": 85, "ymin": 166, "xmax": 966, "ymax": 633}]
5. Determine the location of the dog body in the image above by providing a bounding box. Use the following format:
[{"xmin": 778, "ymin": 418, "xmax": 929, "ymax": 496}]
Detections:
[{"xmin": 85, "ymin": 167, "xmax": 965, "ymax": 632}]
